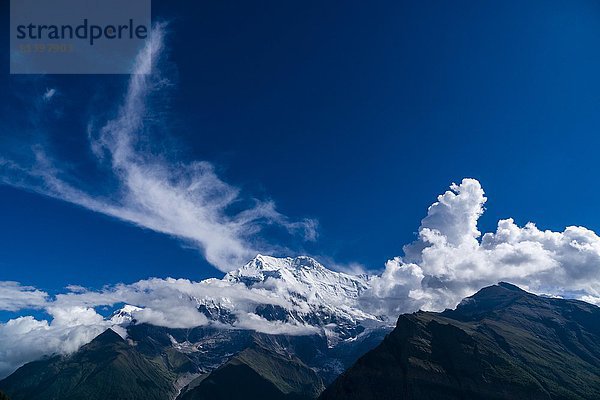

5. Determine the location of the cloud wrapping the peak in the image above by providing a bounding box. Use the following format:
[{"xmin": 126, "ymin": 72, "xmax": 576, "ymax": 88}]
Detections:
[{"xmin": 0, "ymin": 271, "xmax": 329, "ymax": 377}]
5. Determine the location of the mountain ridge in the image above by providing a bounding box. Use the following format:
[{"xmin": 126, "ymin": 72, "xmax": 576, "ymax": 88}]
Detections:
[
  {"xmin": 177, "ymin": 343, "xmax": 325, "ymax": 400},
  {"xmin": 0, "ymin": 328, "xmax": 176, "ymax": 400},
  {"xmin": 320, "ymin": 282, "xmax": 600, "ymax": 400},
  {"xmin": 110, "ymin": 255, "xmax": 389, "ymax": 346}
]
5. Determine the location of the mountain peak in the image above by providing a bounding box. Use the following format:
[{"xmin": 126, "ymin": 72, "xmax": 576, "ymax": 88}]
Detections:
[
  {"xmin": 251, "ymin": 254, "xmax": 287, "ymax": 268},
  {"xmin": 218, "ymin": 255, "xmax": 383, "ymax": 343},
  {"xmin": 110, "ymin": 304, "xmax": 142, "ymax": 325},
  {"xmin": 247, "ymin": 254, "xmax": 324, "ymax": 271},
  {"xmin": 497, "ymin": 281, "xmax": 526, "ymax": 292},
  {"xmin": 224, "ymin": 255, "xmax": 327, "ymax": 284},
  {"xmin": 89, "ymin": 328, "xmax": 125, "ymax": 346},
  {"xmin": 225, "ymin": 255, "xmax": 366, "ymax": 293},
  {"xmin": 321, "ymin": 283, "xmax": 600, "ymax": 400},
  {"xmin": 466, "ymin": 281, "xmax": 527, "ymax": 302},
  {"xmin": 444, "ymin": 282, "xmax": 529, "ymax": 320}
]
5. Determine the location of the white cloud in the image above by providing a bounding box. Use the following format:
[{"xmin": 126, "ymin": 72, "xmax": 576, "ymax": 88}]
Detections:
[
  {"xmin": 233, "ymin": 313, "xmax": 319, "ymax": 336},
  {"xmin": 133, "ymin": 306, "xmax": 208, "ymax": 329},
  {"xmin": 0, "ymin": 310, "xmax": 111, "ymax": 378},
  {"xmin": 414, "ymin": 178, "xmax": 486, "ymax": 248},
  {"xmin": 0, "ymin": 282, "xmax": 48, "ymax": 311},
  {"xmin": 0, "ymin": 24, "xmax": 316, "ymax": 272},
  {"xmin": 0, "ymin": 273, "xmax": 323, "ymax": 378},
  {"xmin": 46, "ymin": 305, "xmax": 105, "ymax": 327},
  {"xmin": 580, "ymin": 295, "xmax": 600, "ymax": 306},
  {"xmin": 363, "ymin": 178, "xmax": 600, "ymax": 316},
  {"xmin": 42, "ymin": 88, "xmax": 56, "ymax": 101}
]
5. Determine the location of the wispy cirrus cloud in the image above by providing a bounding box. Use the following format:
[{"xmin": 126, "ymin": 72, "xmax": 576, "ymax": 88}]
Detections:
[{"xmin": 0, "ymin": 24, "xmax": 317, "ymax": 272}]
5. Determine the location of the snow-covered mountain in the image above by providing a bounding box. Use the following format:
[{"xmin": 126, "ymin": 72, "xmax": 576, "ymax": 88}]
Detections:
[
  {"xmin": 103, "ymin": 255, "xmax": 393, "ymax": 385},
  {"xmin": 114, "ymin": 255, "xmax": 389, "ymax": 345},
  {"xmin": 109, "ymin": 304, "xmax": 142, "ymax": 325},
  {"xmin": 1, "ymin": 255, "xmax": 393, "ymax": 394},
  {"xmin": 222, "ymin": 255, "xmax": 384, "ymax": 341},
  {"xmin": 226, "ymin": 255, "xmax": 371, "ymax": 306}
]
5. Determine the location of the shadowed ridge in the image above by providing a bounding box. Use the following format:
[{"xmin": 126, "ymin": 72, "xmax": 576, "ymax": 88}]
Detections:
[
  {"xmin": 497, "ymin": 281, "xmax": 526, "ymax": 291},
  {"xmin": 0, "ymin": 327, "xmax": 177, "ymax": 400},
  {"xmin": 320, "ymin": 283, "xmax": 600, "ymax": 400},
  {"xmin": 177, "ymin": 343, "xmax": 324, "ymax": 400}
]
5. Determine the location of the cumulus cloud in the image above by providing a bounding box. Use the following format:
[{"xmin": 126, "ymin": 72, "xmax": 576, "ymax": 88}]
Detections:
[
  {"xmin": 0, "ymin": 24, "xmax": 316, "ymax": 272},
  {"xmin": 0, "ymin": 310, "xmax": 110, "ymax": 378},
  {"xmin": 0, "ymin": 286, "xmax": 109, "ymax": 378},
  {"xmin": 363, "ymin": 178, "xmax": 600, "ymax": 316}
]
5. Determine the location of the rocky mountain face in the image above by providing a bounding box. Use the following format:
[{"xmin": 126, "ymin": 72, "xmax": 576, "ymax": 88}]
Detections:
[
  {"xmin": 177, "ymin": 345, "xmax": 325, "ymax": 400},
  {"xmin": 320, "ymin": 282, "xmax": 600, "ymax": 400}
]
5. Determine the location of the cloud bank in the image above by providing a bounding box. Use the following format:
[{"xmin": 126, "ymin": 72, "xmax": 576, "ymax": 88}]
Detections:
[
  {"xmin": 0, "ymin": 24, "xmax": 316, "ymax": 272},
  {"xmin": 0, "ymin": 273, "xmax": 321, "ymax": 378}
]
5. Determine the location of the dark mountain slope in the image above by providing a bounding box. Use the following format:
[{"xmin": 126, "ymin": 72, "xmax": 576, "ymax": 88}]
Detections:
[
  {"xmin": 0, "ymin": 329, "xmax": 176, "ymax": 400},
  {"xmin": 0, "ymin": 323, "xmax": 383, "ymax": 400},
  {"xmin": 178, "ymin": 344, "xmax": 325, "ymax": 400},
  {"xmin": 125, "ymin": 322, "xmax": 386, "ymax": 384},
  {"xmin": 320, "ymin": 282, "xmax": 600, "ymax": 400}
]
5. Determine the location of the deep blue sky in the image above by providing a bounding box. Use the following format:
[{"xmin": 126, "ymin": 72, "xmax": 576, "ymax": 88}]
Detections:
[{"xmin": 1, "ymin": 0, "xmax": 600, "ymax": 293}]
